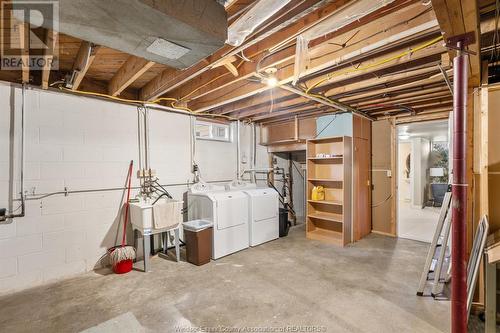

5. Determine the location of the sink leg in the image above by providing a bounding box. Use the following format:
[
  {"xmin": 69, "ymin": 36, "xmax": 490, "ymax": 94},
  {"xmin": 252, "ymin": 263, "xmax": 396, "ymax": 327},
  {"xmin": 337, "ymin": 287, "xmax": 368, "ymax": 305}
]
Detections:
[
  {"xmin": 174, "ymin": 228, "xmax": 180, "ymax": 262},
  {"xmin": 143, "ymin": 234, "xmax": 151, "ymax": 272},
  {"xmin": 163, "ymin": 232, "xmax": 168, "ymax": 254}
]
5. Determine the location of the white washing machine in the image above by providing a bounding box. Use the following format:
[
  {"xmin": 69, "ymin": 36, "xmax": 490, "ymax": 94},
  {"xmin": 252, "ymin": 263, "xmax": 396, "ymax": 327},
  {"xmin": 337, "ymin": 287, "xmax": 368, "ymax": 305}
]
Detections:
[
  {"xmin": 226, "ymin": 181, "xmax": 279, "ymax": 246},
  {"xmin": 187, "ymin": 182, "xmax": 249, "ymax": 259}
]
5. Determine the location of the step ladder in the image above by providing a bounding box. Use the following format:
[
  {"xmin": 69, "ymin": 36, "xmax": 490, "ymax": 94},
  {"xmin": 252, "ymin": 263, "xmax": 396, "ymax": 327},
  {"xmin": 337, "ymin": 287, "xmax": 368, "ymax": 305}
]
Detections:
[
  {"xmin": 417, "ymin": 191, "xmax": 452, "ymax": 297},
  {"xmin": 467, "ymin": 215, "xmax": 489, "ymax": 315}
]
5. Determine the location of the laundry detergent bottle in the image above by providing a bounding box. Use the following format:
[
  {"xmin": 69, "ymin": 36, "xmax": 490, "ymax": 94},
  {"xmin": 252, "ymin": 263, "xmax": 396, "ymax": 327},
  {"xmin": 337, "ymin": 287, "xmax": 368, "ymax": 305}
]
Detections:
[{"xmin": 311, "ymin": 186, "xmax": 325, "ymax": 201}]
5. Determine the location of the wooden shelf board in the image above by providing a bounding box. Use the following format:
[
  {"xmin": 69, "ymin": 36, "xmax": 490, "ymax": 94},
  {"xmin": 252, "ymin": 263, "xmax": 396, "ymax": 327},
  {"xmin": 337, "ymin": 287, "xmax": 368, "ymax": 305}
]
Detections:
[
  {"xmin": 307, "ymin": 156, "xmax": 343, "ymax": 161},
  {"xmin": 308, "ymin": 137, "xmax": 345, "ymax": 143},
  {"xmin": 308, "ymin": 178, "xmax": 343, "ymax": 182},
  {"xmin": 308, "ymin": 212, "xmax": 343, "ymax": 223},
  {"xmin": 261, "ymin": 139, "xmax": 305, "ymax": 147},
  {"xmin": 307, "ymin": 228, "xmax": 343, "ymax": 245},
  {"xmin": 307, "ymin": 199, "xmax": 343, "ymax": 206}
]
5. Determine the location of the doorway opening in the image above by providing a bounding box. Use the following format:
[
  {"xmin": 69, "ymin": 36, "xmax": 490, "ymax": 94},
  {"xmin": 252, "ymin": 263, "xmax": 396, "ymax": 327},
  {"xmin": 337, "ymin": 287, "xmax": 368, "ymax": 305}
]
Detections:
[
  {"xmin": 396, "ymin": 119, "xmax": 450, "ymax": 242},
  {"xmin": 272, "ymin": 151, "xmax": 307, "ymax": 226}
]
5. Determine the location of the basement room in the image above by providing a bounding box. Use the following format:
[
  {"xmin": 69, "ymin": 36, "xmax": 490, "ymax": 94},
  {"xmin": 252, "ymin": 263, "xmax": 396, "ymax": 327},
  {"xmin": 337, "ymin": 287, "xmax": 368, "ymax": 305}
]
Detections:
[{"xmin": 0, "ymin": 0, "xmax": 499, "ymax": 332}]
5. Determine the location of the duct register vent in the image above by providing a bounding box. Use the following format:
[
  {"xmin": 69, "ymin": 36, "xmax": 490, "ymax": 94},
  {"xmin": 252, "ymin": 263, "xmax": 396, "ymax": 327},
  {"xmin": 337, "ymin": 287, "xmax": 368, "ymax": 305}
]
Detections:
[{"xmin": 146, "ymin": 38, "xmax": 191, "ymax": 60}]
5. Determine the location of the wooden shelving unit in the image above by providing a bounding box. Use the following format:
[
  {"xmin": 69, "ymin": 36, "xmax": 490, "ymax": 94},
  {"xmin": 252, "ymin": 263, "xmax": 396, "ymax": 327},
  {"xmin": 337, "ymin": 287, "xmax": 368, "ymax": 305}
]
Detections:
[{"xmin": 306, "ymin": 136, "xmax": 352, "ymax": 246}]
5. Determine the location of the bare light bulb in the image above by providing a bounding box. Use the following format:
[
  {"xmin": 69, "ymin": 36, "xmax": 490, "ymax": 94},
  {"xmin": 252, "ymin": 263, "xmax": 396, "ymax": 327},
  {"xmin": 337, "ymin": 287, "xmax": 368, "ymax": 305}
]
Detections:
[{"xmin": 264, "ymin": 76, "xmax": 278, "ymax": 87}]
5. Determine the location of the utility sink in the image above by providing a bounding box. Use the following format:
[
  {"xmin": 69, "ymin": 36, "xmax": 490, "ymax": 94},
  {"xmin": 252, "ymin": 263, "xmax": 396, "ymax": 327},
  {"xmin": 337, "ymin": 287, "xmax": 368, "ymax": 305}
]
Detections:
[
  {"xmin": 129, "ymin": 198, "xmax": 183, "ymax": 233},
  {"xmin": 129, "ymin": 200, "xmax": 156, "ymax": 231}
]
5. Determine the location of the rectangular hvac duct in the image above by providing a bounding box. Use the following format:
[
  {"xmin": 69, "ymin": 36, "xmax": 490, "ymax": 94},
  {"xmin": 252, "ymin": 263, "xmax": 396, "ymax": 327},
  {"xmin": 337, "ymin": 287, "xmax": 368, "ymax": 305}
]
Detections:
[{"xmin": 14, "ymin": 0, "xmax": 227, "ymax": 69}]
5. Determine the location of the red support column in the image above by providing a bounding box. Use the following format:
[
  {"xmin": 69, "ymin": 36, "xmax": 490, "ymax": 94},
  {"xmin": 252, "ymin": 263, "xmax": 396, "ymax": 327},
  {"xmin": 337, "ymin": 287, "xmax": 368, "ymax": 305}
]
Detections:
[{"xmin": 451, "ymin": 44, "xmax": 468, "ymax": 333}]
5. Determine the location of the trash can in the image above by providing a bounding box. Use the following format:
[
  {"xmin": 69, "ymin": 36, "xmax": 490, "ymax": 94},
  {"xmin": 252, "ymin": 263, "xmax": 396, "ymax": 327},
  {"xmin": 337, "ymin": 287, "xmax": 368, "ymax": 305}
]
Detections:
[
  {"xmin": 279, "ymin": 208, "xmax": 291, "ymax": 237},
  {"xmin": 183, "ymin": 220, "xmax": 213, "ymax": 266}
]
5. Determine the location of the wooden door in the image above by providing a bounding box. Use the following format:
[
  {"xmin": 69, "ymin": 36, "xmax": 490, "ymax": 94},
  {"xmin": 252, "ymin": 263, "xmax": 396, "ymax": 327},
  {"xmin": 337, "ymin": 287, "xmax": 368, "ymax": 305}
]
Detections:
[{"xmin": 354, "ymin": 137, "xmax": 371, "ymax": 240}]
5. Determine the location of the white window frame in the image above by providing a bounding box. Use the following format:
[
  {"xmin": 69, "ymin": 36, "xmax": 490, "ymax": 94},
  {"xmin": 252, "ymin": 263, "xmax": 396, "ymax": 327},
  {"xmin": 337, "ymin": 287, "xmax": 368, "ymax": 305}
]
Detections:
[{"xmin": 195, "ymin": 120, "xmax": 231, "ymax": 142}]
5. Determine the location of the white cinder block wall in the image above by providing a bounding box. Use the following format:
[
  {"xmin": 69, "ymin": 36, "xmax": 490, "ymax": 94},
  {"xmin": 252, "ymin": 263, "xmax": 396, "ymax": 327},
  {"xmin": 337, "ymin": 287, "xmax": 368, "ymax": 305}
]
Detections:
[{"xmin": 0, "ymin": 83, "xmax": 267, "ymax": 294}]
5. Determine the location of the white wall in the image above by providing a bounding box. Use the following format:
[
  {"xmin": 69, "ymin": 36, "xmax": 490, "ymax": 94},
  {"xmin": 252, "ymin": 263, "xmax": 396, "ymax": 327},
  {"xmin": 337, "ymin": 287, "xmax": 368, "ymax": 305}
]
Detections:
[
  {"xmin": 410, "ymin": 137, "xmax": 430, "ymax": 207},
  {"xmin": 398, "ymin": 142, "xmax": 411, "ymax": 202},
  {"xmin": 0, "ymin": 83, "xmax": 261, "ymax": 294}
]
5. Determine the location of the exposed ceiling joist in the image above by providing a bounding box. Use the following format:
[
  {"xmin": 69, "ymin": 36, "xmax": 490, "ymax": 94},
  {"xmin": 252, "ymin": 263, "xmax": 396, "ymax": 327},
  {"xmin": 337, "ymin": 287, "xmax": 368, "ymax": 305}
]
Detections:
[
  {"xmin": 353, "ymin": 89, "xmax": 451, "ymax": 108},
  {"xmin": 430, "ymin": 0, "xmax": 481, "ymax": 86},
  {"xmin": 184, "ymin": 2, "xmax": 438, "ymax": 108},
  {"xmin": 215, "ymin": 89, "xmax": 296, "ymax": 115},
  {"xmin": 139, "ymin": 0, "xmax": 353, "ymax": 101},
  {"xmin": 108, "ymin": 56, "xmax": 155, "ymax": 96},
  {"xmin": 191, "ymin": 38, "xmax": 446, "ymax": 112},
  {"xmin": 71, "ymin": 42, "xmax": 100, "ymax": 91},
  {"xmin": 323, "ymin": 65, "xmax": 442, "ymax": 98},
  {"xmin": 280, "ymin": 84, "xmax": 373, "ymax": 120},
  {"xmin": 228, "ymin": 95, "xmax": 309, "ymax": 118},
  {"xmin": 339, "ymin": 75, "xmax": 447, "ymax": 103},
  {"xmin": 251, "ymin": 104, "xmax": 325, "ymax": 122},
  {"xmin": 20, "ymin": 22, "xmax": 29, "ymax": 83},
  {"xmin": 188, "ymin": 5, "xmax": 441, "ymax": 112},
  {"xmin": 42, "ymin": 30, "xmax": 58, "ymax": 90}
]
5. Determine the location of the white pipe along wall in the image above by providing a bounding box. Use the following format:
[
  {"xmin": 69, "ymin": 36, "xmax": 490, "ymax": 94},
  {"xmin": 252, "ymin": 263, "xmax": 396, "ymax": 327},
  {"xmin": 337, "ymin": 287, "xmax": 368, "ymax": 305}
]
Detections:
[{"xmin": 0, "ymin": 82, "xmax": 268, "ymax": 294}]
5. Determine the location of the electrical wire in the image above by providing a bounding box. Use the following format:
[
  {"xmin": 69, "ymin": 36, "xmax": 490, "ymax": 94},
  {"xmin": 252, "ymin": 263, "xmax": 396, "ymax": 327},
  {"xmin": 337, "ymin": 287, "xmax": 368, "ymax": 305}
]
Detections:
[
  {"xmin": 58, "ymin": 86, "xmax": 238, "ymax": 121},
  {"xmin": 314, "ymin": 114, "xmax": 337, "ymax": 138},
  {"xmin": 372, "ymin": 194, "xmax": 393, "ymax": 207},
  {"xmin": 305, "ymin": 35, "xmax": 445, "ymax": 94}
]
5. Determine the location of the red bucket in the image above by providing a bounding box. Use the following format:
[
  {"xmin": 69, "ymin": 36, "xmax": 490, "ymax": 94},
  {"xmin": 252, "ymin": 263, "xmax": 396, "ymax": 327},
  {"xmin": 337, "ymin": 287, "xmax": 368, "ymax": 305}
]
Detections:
[{"xmin": 112, "ymin": 259, "xmax": 133, "ymax": 274}]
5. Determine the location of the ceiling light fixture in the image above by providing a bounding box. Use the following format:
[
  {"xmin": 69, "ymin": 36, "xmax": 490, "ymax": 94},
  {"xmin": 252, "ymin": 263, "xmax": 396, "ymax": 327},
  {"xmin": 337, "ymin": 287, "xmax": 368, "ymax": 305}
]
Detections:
[
  {"xmin": 264, "ymin": 76, "xmax": 278, "ymax": 87},
  {"xmin": 262, "ymin": 67, "xmax": 279, "ymax": 87}
]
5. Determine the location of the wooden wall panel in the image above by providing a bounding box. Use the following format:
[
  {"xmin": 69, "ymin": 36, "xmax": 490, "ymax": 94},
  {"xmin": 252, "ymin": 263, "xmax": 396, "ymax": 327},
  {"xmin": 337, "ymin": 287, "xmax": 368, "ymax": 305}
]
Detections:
[
  {"xmin": 353, "ymin": 137, "xmax": 371, "ymax": 240},
  {"xmin": 353, "ymin": 115, "xmax": 372, "ymax": 240},
  {"xmin": 371, "ymin": 119, "xmax": 395, "ymax": 235},
  {"xmin": 488, "ymin": 88, "xmax": 500, "ymax": 233}
]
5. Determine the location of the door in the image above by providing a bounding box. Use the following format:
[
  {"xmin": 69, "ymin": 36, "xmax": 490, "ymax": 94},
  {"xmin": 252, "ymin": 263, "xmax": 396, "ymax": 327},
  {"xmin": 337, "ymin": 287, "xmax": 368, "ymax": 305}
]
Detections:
[{"xmin": 354, "ymin": 137, "xmax": 371, "ymax": 240}]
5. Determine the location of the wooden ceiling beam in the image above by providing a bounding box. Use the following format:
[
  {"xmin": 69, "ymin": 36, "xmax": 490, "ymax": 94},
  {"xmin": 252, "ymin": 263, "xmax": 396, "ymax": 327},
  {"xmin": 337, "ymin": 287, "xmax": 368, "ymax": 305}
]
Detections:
[
  {"xmin": 338, "ymin": 75, "xmax": 447, "ymax": 103},
  {"xmin": 183, "ymin": 2, "xmax": 438, "ymax": 109},
  {"xmin": 108, "ymin": 55, "xmax": 155, "ymax": 96},
  {"xmin": 41, "ymin": 30, "xmax": 58, "ymax": 89},
  {"xmin": 71, "ymin": 41, "xmax": 100, "ymax": 91},
  {"xmin": 139, "ymin": 0, "xmax": 353, "ymax": 101},
  {"xmin": 363, "ymin": 97, "xmax": 453, "ymax": 113},
  {"xmin": 391, "ymin": 110, "xmax": 451, "ymax": 123},
  {"xmin": 353, "ymin": 89, "xmax": 451, "ymax": 108},
  {"xmin": 251, "ymin": 105, "xmax": 327, "ymax": 122},
  {"xmin": 323, "ymin": 65, "xmax": 442, "ymax": 99},
  {"xmin": 431, "ymin": 0, "xmax": 481, "ymax": 86},
  {"xmin": 20, "ymin": 22, "xmax": 29, "ymax": 83},
  {"xmin": 369, "ymin": 102, "xmax": 453, "ymax": 116},
  {"xmin": 228, "ymin": 95, "xmax": 309, "ymax": 118},
  {"xmin": 213, "ymin": 89, "xmax": 296, "ymax": 115},
  {"xmin": 190, "ymin": 37, "xmax": 446, "ymax": 113}
]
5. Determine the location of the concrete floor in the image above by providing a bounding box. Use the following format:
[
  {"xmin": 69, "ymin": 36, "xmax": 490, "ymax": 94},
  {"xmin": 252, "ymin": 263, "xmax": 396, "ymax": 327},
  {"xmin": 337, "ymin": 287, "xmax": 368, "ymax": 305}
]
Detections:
[
  {"xmin": 398, "ymin": 201, "xmax": 441, "ymax": 243},
  {"xmin": 0, "ymin": 225, "xmax": 452, "ymax": 333}
]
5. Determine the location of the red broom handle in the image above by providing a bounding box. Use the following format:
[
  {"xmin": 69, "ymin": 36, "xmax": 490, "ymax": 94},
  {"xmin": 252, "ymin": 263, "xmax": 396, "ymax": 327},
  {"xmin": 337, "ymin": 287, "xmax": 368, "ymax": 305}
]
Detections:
[{"xmin": 122, "ymin": 160, "xmax": 134, "ymax": 246}]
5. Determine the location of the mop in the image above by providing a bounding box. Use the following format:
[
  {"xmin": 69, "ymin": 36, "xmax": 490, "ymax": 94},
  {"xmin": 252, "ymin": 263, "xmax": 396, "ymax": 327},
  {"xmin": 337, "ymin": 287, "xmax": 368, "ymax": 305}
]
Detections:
[{"xmin": 108, "ymin": 160, "xmax": 136, "ymax": 274}]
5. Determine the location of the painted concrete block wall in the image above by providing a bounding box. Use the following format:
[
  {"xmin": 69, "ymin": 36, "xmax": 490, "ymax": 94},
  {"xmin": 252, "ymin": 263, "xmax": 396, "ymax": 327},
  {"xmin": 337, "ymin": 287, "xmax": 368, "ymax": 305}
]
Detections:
[{"xmin": 0, "ymin": 83, "xmax": 259, "ymax": 294}]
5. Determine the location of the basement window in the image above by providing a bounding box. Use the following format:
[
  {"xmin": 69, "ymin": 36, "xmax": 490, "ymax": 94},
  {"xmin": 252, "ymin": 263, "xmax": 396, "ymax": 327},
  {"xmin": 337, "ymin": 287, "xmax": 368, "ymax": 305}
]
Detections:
[{"xmin": 195, "ymin": 121, "xmax": 231, "ymax": 142}]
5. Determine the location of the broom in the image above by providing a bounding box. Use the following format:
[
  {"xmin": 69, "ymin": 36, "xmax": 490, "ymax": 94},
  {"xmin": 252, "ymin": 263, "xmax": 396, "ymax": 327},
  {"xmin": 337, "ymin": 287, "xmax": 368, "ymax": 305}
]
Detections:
[{"xmin": 108, "ymin": 160, "xmax": 136, "ymax": 274}]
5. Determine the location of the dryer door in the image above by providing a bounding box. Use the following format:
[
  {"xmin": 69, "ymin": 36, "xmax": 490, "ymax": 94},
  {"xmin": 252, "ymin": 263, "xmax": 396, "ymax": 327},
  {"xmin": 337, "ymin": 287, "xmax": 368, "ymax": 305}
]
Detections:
[
  {"xmin": 212, "ymin": 192, "xmax": 248, "ymax": 230},
  {"xmin": 249, "ymin": 189, "xmax": 279, "ymax": 222}
]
